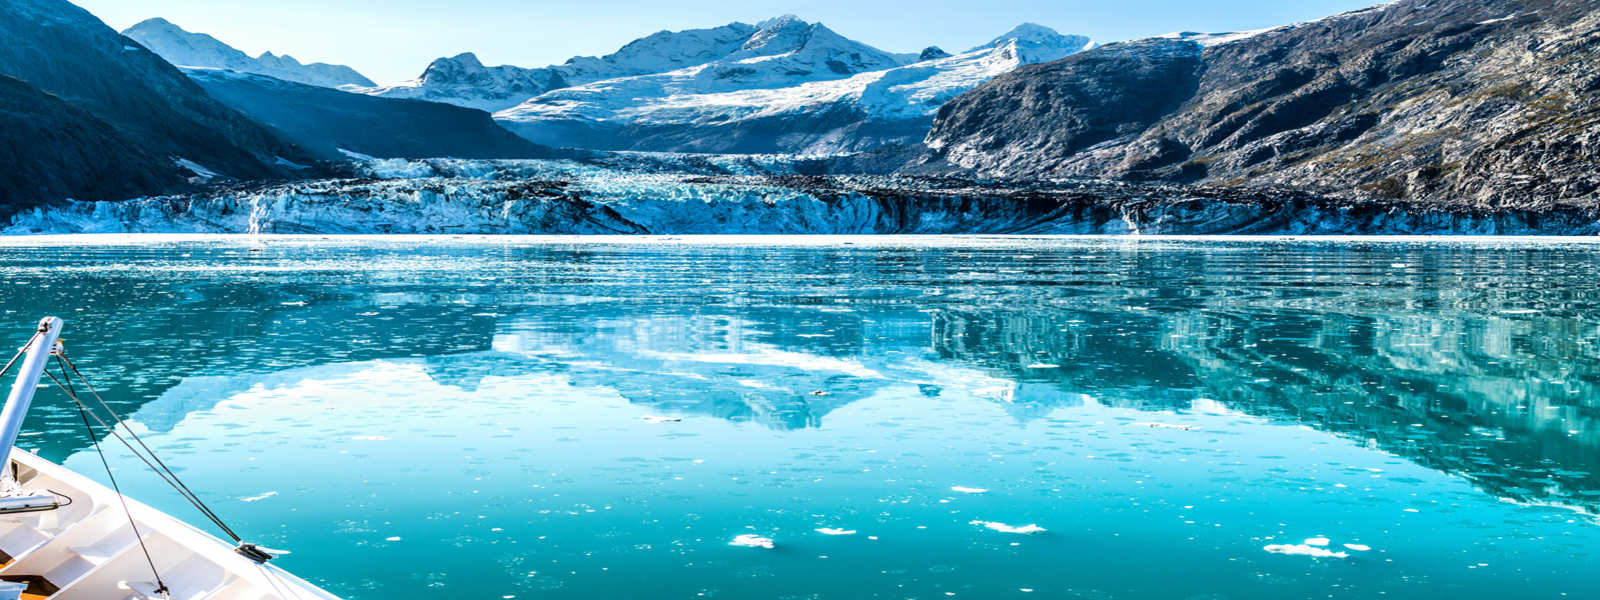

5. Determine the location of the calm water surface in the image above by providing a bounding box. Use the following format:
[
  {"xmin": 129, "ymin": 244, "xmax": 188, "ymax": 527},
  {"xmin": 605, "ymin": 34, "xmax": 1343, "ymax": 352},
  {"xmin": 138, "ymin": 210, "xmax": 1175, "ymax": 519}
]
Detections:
[{"xmin": 0, "ymin": 235, "xmax": 1597, "ymax": 600}]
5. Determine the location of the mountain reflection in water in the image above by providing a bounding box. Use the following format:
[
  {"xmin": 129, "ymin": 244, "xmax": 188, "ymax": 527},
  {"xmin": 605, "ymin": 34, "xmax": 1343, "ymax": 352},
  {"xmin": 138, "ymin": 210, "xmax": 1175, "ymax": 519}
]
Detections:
[{"xmin": 0, "ymin": 235, "xmax": 1596, "ymax": 598}]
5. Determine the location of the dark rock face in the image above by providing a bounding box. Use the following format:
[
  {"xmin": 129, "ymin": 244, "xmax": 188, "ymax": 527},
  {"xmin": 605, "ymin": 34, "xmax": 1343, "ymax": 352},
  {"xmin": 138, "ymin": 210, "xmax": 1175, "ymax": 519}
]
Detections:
[
  {"xmin": 919, "ymin": 46, "xmax": 952, "ymax": 61},
  {"xmin": 0, "ymin": 0, "xmax": 309, "ymax": 208},
  {"xmin": 921, "ymin": 0, "xmax": 1600, "ymax": 210},
  {"xmin": 186, "ymin": 69, "xmax": 558, "ymax": 161},
  {"xmin": 0, "ymin": 75, "xmax": 186, "ymax": 215},
  {"xmin": 924, "ymin": 39, "xmax": 1206, "ymax": 176}
]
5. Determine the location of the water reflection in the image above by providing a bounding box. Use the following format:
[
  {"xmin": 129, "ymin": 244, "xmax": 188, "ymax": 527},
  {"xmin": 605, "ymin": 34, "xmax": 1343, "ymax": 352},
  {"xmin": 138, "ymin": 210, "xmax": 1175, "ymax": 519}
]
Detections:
[{"xmin": 2, "ymin": 238, "xmax": 1598, "ymax": 524}]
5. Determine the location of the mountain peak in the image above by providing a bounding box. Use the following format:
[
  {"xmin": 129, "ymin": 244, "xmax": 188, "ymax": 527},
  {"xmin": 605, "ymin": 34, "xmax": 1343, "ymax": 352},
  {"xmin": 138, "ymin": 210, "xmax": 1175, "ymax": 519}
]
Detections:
[
  {"xmin": 127, "ymin": 17, "xmax": 178, "ymax": 31},
  {"xmin": 920, "ymin": 46, "xmax": 953, "ymax": 61},
  {"xmin": 444, "ymin": 52, "xmax": 485, "ymax": 69},
  {"xmin": 122, "ymin": 18, "xmax": 374, "ymax": 88},
  {"xmin": 742, "ymin": 14, "xmax": 817, "ymax": 54},
  {"xmin": 976, "ymin": 23, "xmax": 1093, "ymax": 63},
  {"xmin": 755, "ymin": 14, "xmax": 805, "ymax": 30}
]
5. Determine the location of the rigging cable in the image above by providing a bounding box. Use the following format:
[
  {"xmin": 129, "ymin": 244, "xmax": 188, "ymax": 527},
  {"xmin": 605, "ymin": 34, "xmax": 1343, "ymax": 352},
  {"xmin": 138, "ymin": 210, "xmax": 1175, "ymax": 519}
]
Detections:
[
  {"xmin": 55, "ymin": 353, "xmax": 244, "ymax": 544},
  {"xmin": 0, "ymin": 331, "xmax": 41, "ymax": 380},
  {"xmin": 47, "ymin": 351, "xmax": 274, "ymax": 563},
  {"xmin": 53, "ymin": 356, "xmax": 169, "ymax": 598}
]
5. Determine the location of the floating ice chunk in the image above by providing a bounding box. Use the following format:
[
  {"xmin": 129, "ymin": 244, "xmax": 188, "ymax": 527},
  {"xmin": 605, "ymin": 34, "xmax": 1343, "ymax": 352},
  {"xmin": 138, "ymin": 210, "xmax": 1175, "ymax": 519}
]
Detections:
[
  {"xmin": 1025, "ymin": 363, "xmax": 1059, "ymax": 369},
  {"xmin": 351, "ymin": 435, "xmax": 390, "ymax": 441},
  {"xmin": 951, "ymin": 486, "xmax": 988, "ymax": 494},
  {"xmin": 385, "ymin": 536, "xmax": 402, "ymax": 542},
  {"xmin": 1343, "ymin": 543, "xmax": 1372, "ymax": 551},
  {"xmin": 281, "ymin": 301, "xmax": 308, "ymax": 307},
  {"xmin": 1304, "ymin": 537, "xmax": 1330, "ymax": 547},
  {"xmin": 240, "ymin": 491, "xmax": 277, "ymax": 502},
  {"xmin": 1132, "ymin": 422, "xmax": 1199, "ymax": 431},
  {"xmin": 970, "ymin": 520, "xmax": 1045, "ymax": 534},
  {"xmin": 643, "ymin": 415, "xmax": 682, "ymax": 423},
  {"xmin": 815, "ymin": 528, "xmax": 856, "ymax": 536},
  {"xmin": 730, "ymin": 534, "xmax": 774, "ymax": 549},
  {"xmin": 1263, "ymin": 543, "xmax": 1348, "ymax": 558}
]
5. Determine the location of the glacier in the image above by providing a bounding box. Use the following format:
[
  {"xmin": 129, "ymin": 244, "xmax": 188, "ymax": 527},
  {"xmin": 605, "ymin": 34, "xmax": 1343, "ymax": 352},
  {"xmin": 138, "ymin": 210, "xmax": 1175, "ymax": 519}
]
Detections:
[{"xmin": 6, "ymin": 158, "xmax": 1596, "ymax": 236}]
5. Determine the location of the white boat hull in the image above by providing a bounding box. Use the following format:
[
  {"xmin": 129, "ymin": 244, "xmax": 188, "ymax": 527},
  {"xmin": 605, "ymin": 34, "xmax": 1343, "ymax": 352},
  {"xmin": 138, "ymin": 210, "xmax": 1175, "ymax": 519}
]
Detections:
[{"xmin": 0, "ymin": 449, "xmax": 340, "ymax": 600}]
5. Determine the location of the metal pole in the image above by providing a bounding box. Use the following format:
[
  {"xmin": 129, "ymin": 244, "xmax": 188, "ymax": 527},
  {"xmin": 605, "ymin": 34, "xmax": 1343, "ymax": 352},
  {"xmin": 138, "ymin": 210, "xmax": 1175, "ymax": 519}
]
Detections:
[{"xmin": 0, "ymin": 317, "xmax": 63, "ymax": 475}]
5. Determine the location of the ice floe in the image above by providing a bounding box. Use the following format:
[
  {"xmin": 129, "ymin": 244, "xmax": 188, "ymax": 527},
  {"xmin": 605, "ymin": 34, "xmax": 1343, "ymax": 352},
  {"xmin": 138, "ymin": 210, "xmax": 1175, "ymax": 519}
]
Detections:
[
  {"xmin": 950, "ymin": 486, "xmax": 988, "ymax": 494},
  {"xmin": 239, "ymin": 491, "xmax": 277, "ymax": 502},
  {"xmin": 815, "ymin": 528, "xmax": 857, "ymax": 536},
  {"xmin": 642, "ymin": 415, "xmax": 682, "ymax": 423},
  {"xmin": 1263, "ymin": 538, "xmax": 1352, "ymax": 558},
  {"xmin": 970, "ymin": 521, "xmax": 1045, "ymax": 534},
  {"xmin": 1132, "ymin": 422, "xmax": 1199, "ymax": 431},
  {"xmin": 730, "ymin": 534, "xmax": 775, "ymax": 549}
]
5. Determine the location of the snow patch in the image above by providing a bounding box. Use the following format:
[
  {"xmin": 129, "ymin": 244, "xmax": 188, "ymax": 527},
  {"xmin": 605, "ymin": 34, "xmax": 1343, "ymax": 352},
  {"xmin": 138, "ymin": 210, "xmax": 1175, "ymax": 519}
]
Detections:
[
  {"xmin": 337, "ymin": 148, "xmax": 378, "ymax": 161},
  {"xmin": 173, "ymin": 158, "xmax": 219, "ymax": 180}
]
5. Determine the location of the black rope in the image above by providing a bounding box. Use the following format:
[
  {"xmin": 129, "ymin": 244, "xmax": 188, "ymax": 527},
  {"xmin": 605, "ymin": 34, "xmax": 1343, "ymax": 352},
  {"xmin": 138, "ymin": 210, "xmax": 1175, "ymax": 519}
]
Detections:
[
  {"xmin": 55, "ymin": 355, "xmax": 245, "ymax": 543},
  {"xmin": 0, "ymin": 331, "xmax": 40, "ymax": 381},
  {"xmin": 40, "ymin": 369, "xmax": 241, "ymax": 544},
  {"xmin": 55, "ymin": 357, "xmax": 169, "ymax": 597}
]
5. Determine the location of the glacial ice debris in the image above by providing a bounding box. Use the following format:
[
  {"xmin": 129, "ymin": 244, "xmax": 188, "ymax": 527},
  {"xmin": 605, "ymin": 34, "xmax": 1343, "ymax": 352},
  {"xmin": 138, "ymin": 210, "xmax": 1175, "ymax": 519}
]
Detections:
[
  {"xmin": 9, "ymin": 158, "xmax": 1598, "ymax": 235},
  {"xmin": 970, "ymin": 520, "xmax": 1045, "ymax": 534},
  {"xmin": 1263, "ymin": 537, "xmax": 1361, "ymax": 558},
  {"xmin": 730, "ymin": 534, "xmax": 775, "ymax": 548},
  {"xmin": 1132, "ymin": 422, "xmax": 1199, "ymax": 431},
  {"xmin": 815, "ymin": 528, "xmax": 857, "ymax": 535}
]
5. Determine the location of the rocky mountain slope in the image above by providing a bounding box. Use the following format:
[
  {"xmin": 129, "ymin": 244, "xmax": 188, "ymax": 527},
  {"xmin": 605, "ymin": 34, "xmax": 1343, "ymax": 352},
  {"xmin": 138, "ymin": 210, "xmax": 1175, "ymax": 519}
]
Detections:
[
  {"xmin": 123, "ymin": 18, "xmax": 374, "ymax": 88},
  {"xmin": 184, "ymin": 68, "xmax": 556, "ymax": 161},
  {"xmin": 358, "ymin": 22, "xmax": 762, "ymax": 112},
  {"xmin": 0, "ymin": 0, "xmax": 311, "ymax": 212},
  {"xmin": 920, "ymin": 0, "xmax": 1600, "ymax": 210},
  {"xmin": 0, "ymin": 75, "xmax": 188, "ymax": 214},
  {"xmin": 495, "ymin": 22, "xmax": 1093, "ymax": 154}
]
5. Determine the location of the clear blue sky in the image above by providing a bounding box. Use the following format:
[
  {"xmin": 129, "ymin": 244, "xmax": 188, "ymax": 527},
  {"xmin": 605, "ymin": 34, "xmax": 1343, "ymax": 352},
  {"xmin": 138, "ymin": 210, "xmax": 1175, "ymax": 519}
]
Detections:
[{"xmin": 75, "ymin": 0, "xmax": 1381, "ymax": 85}]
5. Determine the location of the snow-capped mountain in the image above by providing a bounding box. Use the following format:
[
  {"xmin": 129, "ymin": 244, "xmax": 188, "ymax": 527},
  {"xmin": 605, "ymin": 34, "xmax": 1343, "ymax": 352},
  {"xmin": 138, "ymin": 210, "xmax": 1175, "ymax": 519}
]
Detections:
[
  {"xmin": 123, "ymin": 17, "xmax": 374, "ymax": 88},
  {"xmin": 492, "ymin": 22, "xmax": 1092, "ymax": 154},
  {"xmin": 358, "ymin": 22, "xmax": 762, "ymax": 112}
]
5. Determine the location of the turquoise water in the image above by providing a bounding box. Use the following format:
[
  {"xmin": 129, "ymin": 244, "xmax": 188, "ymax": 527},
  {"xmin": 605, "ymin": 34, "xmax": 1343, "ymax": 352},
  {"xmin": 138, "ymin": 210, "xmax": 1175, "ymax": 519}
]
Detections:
[{"xmin": 1, "ymin": 235, "xmax": 1597, "ymax": 599}]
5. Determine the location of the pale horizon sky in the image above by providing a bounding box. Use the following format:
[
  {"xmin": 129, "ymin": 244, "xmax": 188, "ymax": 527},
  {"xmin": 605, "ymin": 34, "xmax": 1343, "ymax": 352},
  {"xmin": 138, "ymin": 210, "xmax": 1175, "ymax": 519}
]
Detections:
[{"xmin": 74, "ymin": 0, "xmax": 1382, "ymax": 86}]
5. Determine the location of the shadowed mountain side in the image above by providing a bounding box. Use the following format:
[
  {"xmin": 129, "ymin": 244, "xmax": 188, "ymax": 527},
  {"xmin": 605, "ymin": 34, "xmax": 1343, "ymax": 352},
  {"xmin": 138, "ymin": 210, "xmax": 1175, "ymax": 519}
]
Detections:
[
  {"xmin": 0, "ymin": 75, "xmax": 188, "ymax": 215},
  {"xmin": 0, "ymin": 0, "xmax": 310, "ymax": 184},
  {"xmin": 185, "ymin": 69, "xmax": 559, "ymax": 161}
]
